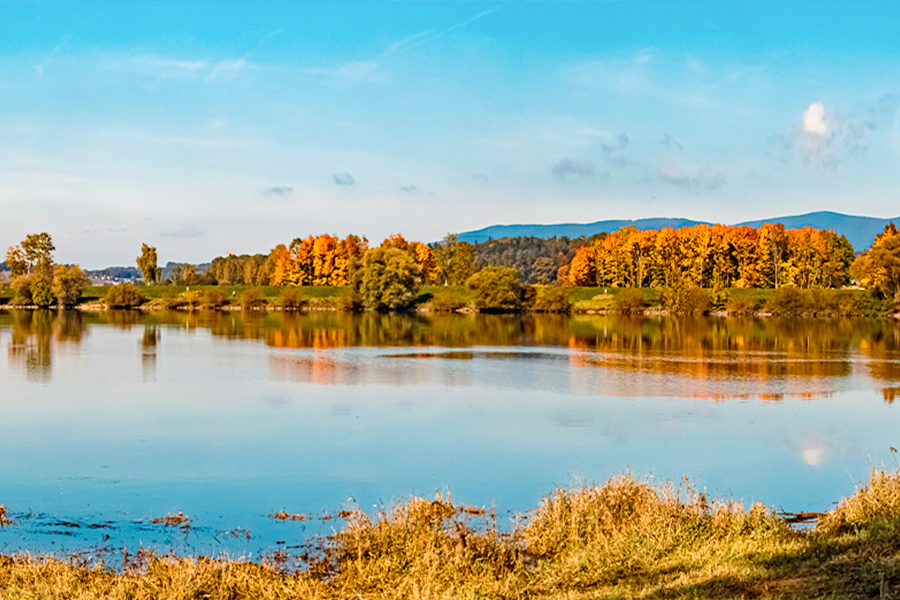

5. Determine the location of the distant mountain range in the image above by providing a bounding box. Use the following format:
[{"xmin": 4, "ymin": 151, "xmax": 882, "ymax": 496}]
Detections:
[{"xmin": 456, "ymin": 211, "xmax": 900, "ymax": 251}]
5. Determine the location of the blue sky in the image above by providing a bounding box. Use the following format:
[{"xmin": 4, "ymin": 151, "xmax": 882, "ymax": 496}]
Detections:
[{"xmin": 2, "ymin": 1, "xmax": 899, "ymax": 267}]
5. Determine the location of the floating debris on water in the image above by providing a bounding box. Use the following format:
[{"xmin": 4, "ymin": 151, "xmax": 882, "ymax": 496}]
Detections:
[
  {"xmin": 151, "ymin": 511, "xmax": 191, "ymax": 528},
  {"xmin": 269, "ymin": 510, "xmax": 308, "ymax": 522}
]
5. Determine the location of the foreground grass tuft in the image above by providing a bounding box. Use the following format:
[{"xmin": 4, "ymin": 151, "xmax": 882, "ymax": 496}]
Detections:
[{"xmin": 3, "ymin": 473, "xmax": 900, "ymax": 599}]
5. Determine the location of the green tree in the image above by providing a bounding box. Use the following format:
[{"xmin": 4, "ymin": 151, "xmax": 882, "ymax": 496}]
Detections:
[
  {"xmin": 360, "ymin": 247, "xmax": 423, "ymax": 311},
  {"xmin": 452, "ymin": 242, "xmax": 476, "ymax": 286},
  {"xmin": 136, "ymin": 243, "xmax": 161, "ymax": 284},
  {"xmin": 52, "ymin": 264, "xmax": 89, "ymax": 308},
  {"xmin": 466, "ymin": 266, "xmax": 524, "ymax": 312}
]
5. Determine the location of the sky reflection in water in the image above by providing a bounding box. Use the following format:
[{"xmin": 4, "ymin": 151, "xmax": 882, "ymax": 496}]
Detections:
[{"xmin": 0, "ymin": 310, "xmax": 898, "ymax": 559}]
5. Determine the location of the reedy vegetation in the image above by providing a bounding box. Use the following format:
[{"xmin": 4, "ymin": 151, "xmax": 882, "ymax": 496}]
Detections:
[{"xmin": 3, "ymin": 472, "xmax": 900, "ymax": 599}]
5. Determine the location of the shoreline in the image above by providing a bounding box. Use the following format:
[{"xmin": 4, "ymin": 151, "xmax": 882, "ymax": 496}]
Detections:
[
  {"xmin": 1, "ymin": 471, "xmax": 898, "ymax": 598},
  {"xmin": 1, "ymin": 302, "xmax": 898, "ymax": 320}
]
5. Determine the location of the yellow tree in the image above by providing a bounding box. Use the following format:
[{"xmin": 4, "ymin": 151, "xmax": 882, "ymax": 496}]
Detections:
[
  {"xmin": 409, "ymin": 241, "xmax": 439, "ymax": 283},
  {"xmin": 289, "ymin": 236, "xmax": 315, "ymax": 285},
  {"xmin": 268, "ymin": 244, "xmax": 294, "ymax": 286},
  {"xmin": 312, "ymin": 234, "xmax": 337, "ymax": 285}
]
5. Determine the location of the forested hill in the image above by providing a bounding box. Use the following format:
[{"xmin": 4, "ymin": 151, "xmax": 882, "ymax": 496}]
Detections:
[
  {"xmin": 457, "ymin": 211, "xmax": 899, "ymax": 251},
  {"xmin": 458, "ymin": 218, "xmax": 706, "ymax": 245},
  {"xmin": 735, "ymin": 212, "xmax": 898, "ymax": 251}
]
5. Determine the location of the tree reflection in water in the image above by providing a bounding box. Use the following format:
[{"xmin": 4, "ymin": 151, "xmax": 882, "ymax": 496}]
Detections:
[{"xmin": 1, "ymin": 309, "xmax": 899, "ymax": 400}]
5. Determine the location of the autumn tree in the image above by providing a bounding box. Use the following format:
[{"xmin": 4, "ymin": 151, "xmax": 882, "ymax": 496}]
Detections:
[
  {"xmin": 52, "ymin": 264, "xmax": 89, "ymax": 308},
  {"xmin": 567, "ymin": 246, "xmax": 596, "ymax": 286},
  {"xmin": 136, "ymin": 243, "xmax": 161, "ymax": 284},
  {"xmin": 9, "ymin": 232, "xmax": 55, "ymax": 307},
  {"xmin": 852, "ymin": 223, "xmax": 900, "ymax": 301}
]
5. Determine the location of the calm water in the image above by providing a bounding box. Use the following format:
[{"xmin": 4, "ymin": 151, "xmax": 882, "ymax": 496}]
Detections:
[{"xmin": 1, "ymin": 309, "xmax": 899, "ymax": 560}]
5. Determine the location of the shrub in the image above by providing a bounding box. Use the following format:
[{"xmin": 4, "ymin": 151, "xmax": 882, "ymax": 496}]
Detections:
[
  {"xmin": 179, "ymin": 290, "xmax": 203, "ymax": 311},
  {"xmin": 240, "ymin": 288, "xmax": 268, "ymax": 311},
  {"xmin": 104, "ymin": 283, "xmax": 145, "ymax": 309},
  {"xmin": 429, "ymin": 289, "xmax": 467, "ymax": 312},
  {"xmin": 533, "ymin": 286, "xmax": 572, "ymax": 313},
  {"xmin": 612, "ymin": 289, "xmax": 646, "ymax": 314},
  {"xmin": 278, "ymin": 288, "xmax": 307, "ymax": 311},
  {"xmin": 201, "ymin": 288, "xmax": 228, "ymax": 310},
  {"xmin": 765, "ymin": 286, "xmax": 807, "ymax": 317},
  {"xmin": 725, "ymin": 293, "xmax": 759, "ymax": 316},
  {"xmin": 659, "ymin": 286, "xmax": 710, "ymax": 315},
  {"xmin": 832, "ymin": 290, "xmax": 888, "ymax": 317},
  {"xmin": 146, "ymin": 295, "xmax": 185, "ymax": 311},
  {"xmin": 11, "ymin": 273, "xmax": 54, "ymax": 307},
  {"xmin": 466, "ymin": 267, "xmax": 524, "ymax": 312}
]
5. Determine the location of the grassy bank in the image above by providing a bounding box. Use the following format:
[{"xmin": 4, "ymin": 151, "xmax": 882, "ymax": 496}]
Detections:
[
  {"xmin": 1, "ymin": 283, "xmax": 894, "ymax": 318},
  {"xmin": 3, "ymin": 472, "xmax": 900, "ymax": 599}
]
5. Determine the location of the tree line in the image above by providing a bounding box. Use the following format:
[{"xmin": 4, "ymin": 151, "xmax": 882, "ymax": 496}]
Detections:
[{"xmin": 564, "ymin": 223, "xmax": 856, "ymax": 290}]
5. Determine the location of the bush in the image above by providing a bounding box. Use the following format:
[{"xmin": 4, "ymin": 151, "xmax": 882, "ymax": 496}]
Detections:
[
  {"xmin": 11, "ymin": 273, "xmax": 54, "ymax": 307},
  {"xmin": 429, "ymin": 288, "xmax": 467, "ymax": 312},
  {"xmin": 659, "ymin": 286, "xmax": 710, "ymax": 315},
  {"xmin": 240, "ymin": 288, "xmax": 268, "ymax": 311},
  {"xmin": 201, "ymin": 288, "xmax": 228, "ymax": 310},
  {"xmin": 764, "ymin": 287, "xmax": 807, "ymax": 317},
  {"xmin": 104, "ymin": 283, "xmax": 145, "ymax": 308},
  {"xmin": 725, "ymin": 293, "xmax": 759, "ymax": 316},
  {"xmin": 832, "ymin": 290, "xmax": 888, "ymax": 317},
  {"xmin": 278, "ymin": 288, "xmax": 307, "ymax": 311},
  {"xmin": 179, "ymin": 290, "xmax": 203, "ymax": 311},
  {"xmin": 466, "ymin": 267, "xmax": 524, "ymax": 312},
  {"xmin": 533, "ymin": 286, "xmax": 572, "ymax": 313},
  {"xmin": 612, "ymin": 289, "xmax": 646, "ymax": 314}
]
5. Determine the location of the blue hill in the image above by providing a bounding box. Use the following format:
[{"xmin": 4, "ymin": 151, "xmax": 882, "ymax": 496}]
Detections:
[
  {"xmin": 734, "ymin": 211, "xmax": 898, "ymax": 251},
  {"xmin": 457, "ymin": 218, "xmax": 708, "ymax": 244},
  {"xmin": 457, "ymin": 211, "xmax": 899, "ymax": 251}
]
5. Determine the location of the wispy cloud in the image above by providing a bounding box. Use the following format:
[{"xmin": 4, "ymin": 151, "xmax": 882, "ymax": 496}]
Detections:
[
  {"xmin": 769, "ymin": 101, "xmax": 877, "ymax": 171},
  {"xmin": 331, "ymin": 6, "xmax": 501, "ymax": 84},
  {"xmin": 602, "ymin": 132, "xmax": 632, "ymax": 167},
  {"xmin": 552, "ymin": 158, "xmax": 595, "ymax": 180},
  {"xmin": 109, "ymin": 54, "xmax": 254, "ymax": 84},
  {"xmin": 54, "ymin": 33, "xmax": 73, "ymax": 56},
  {"xmin": 659, "ymin": 133, "xmax": 684, "ymax": 151},
  {"xmin": 157, "ymin": 229, "xmax": 203, "ymax": 238},
  {"xmin": 264, "ymin": 186, "xmax": 293, "ymax": 198},
  {"xmin": 658, "ymin": 164, "xmax": 725, "ymax": 194},
  {"xmin": 333, "ymin": 172, "xmax": 356, "ymax": 186}
]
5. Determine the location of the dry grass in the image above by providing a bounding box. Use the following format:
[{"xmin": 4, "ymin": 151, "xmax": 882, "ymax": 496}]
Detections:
[{"xmin": 3, "ymin": 473, "xmax": 900, "ymax": 599}]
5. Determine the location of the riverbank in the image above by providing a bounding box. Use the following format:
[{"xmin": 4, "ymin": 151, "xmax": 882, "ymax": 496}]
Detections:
[
  {"xmin": 1, "ymin": 471, "xmax": 899, "ymax": 599},
  {"xmin": 0, "ymin": 284, "xmax": 896, "ymax": 318}
]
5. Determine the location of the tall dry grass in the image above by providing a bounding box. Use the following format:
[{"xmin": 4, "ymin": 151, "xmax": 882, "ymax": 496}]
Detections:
[{"xmin": 3, "ymin": 472, "xmax": 900, "ymax": 599}]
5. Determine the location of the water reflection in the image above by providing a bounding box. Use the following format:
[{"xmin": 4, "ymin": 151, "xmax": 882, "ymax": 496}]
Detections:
[
  {"xmin": 5, "ymin": 310, "xmax": 87, "ymax": 382},
  {"xmin": 142, "ymin": 324, "xmax": 160, "ymax": 381},
  {"xmin": 2, "ymin": 309, "xmax": 899, "ymax": 400}
]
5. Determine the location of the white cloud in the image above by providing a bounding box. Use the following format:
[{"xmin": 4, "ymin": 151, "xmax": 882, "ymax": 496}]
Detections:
[
  {"xmin": 802, "ymin": 102, "xmax": 829, "ymax": 136},
  {"xmin": 771, "ymin": 101, "xmax": 879, "ymax": 171}
]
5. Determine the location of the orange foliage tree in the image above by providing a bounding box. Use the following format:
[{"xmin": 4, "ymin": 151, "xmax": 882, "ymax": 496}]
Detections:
[{"xmin": 568, "ymin": 223, "xmax": 853, "ymax": 290}]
